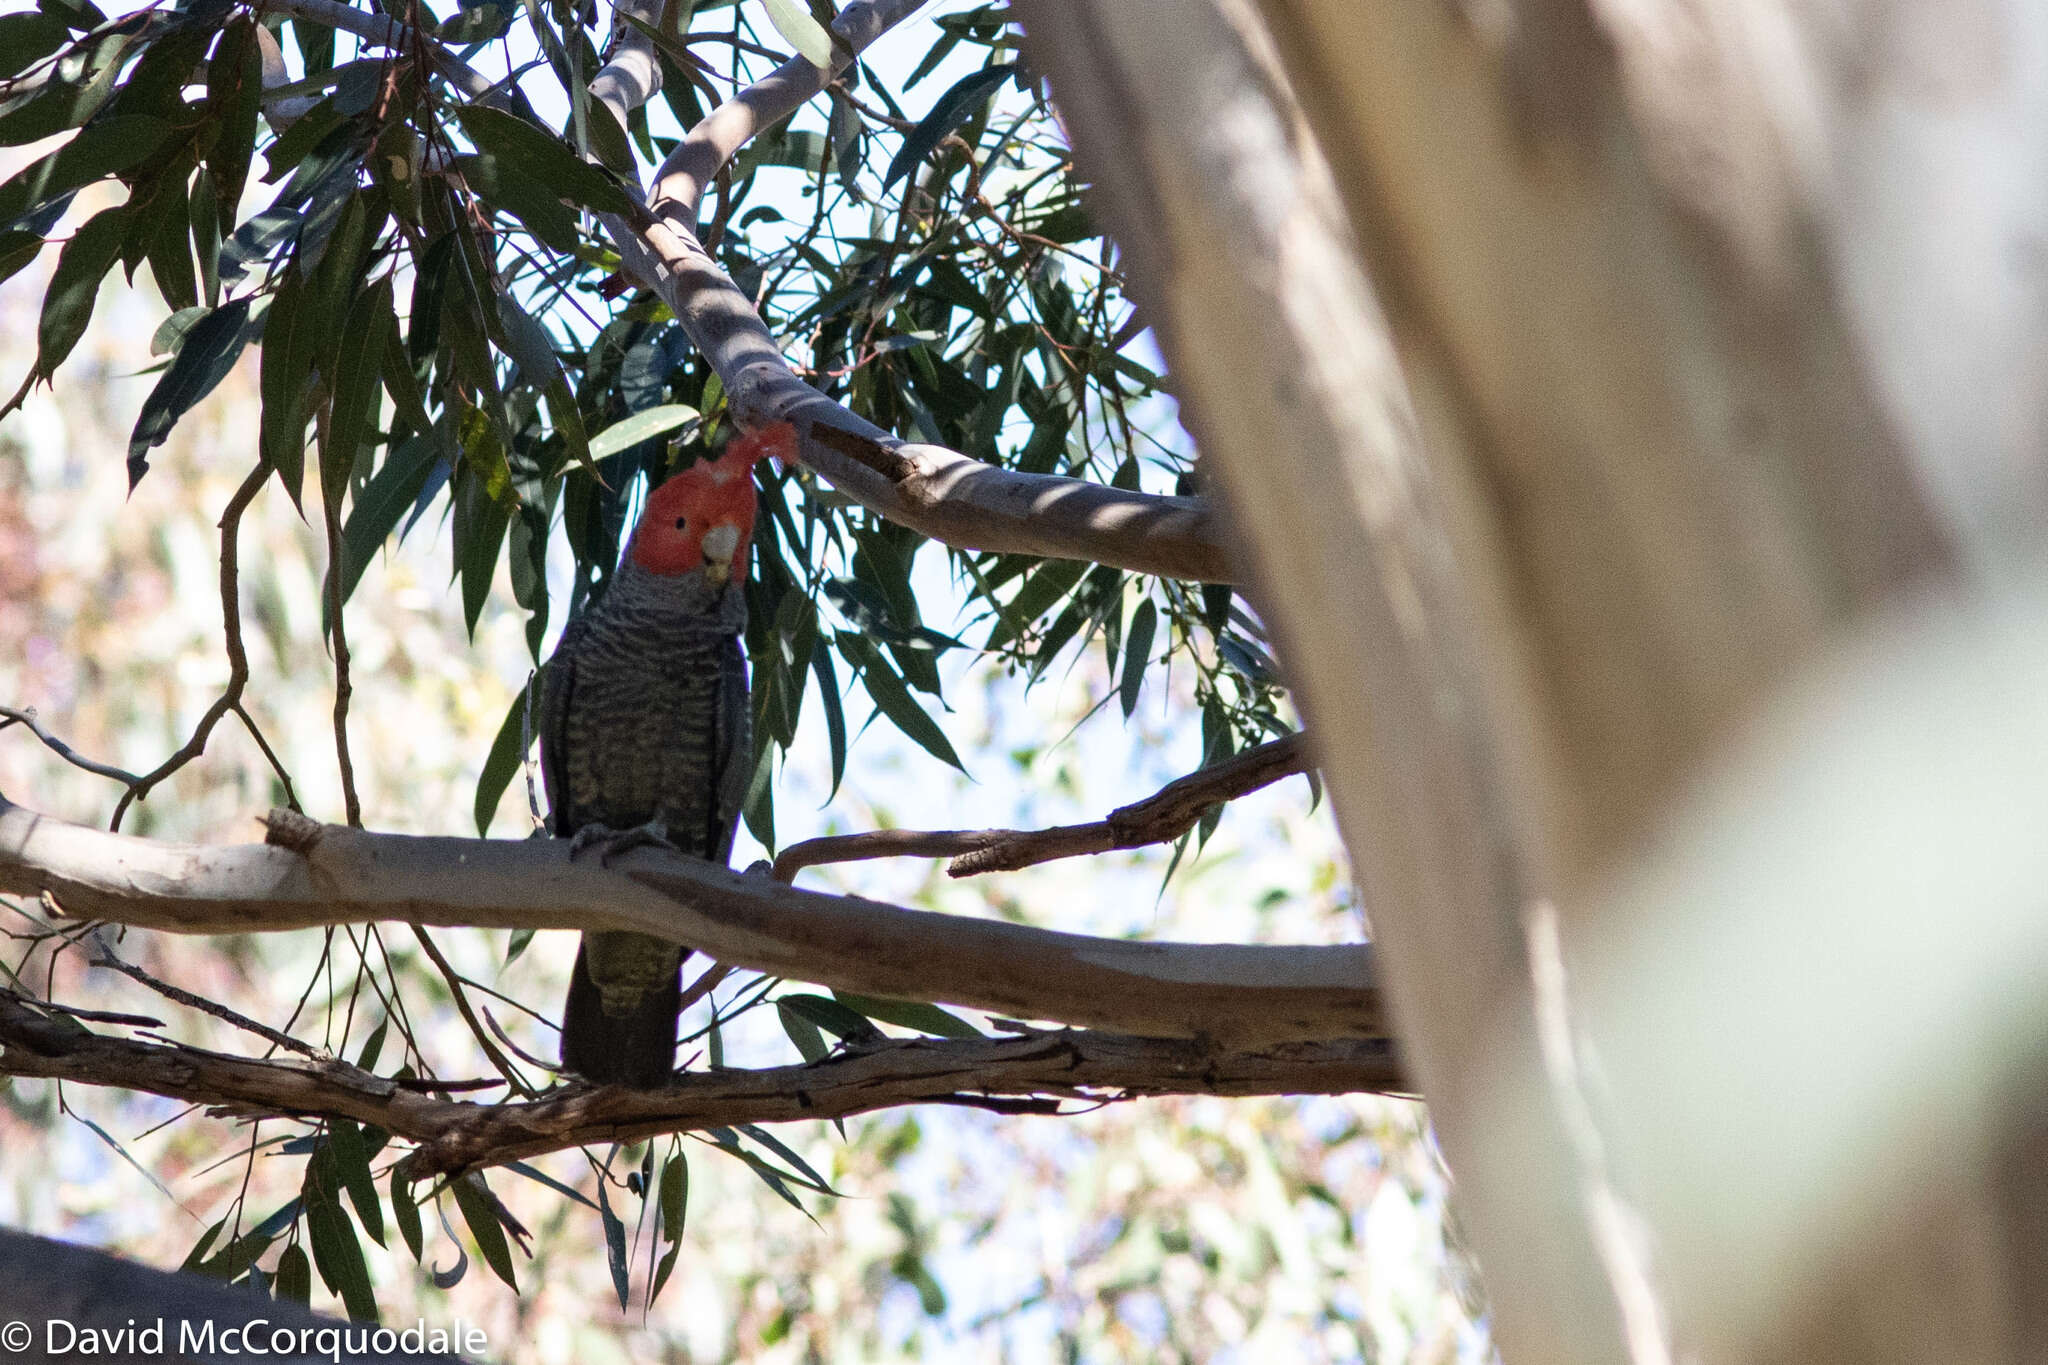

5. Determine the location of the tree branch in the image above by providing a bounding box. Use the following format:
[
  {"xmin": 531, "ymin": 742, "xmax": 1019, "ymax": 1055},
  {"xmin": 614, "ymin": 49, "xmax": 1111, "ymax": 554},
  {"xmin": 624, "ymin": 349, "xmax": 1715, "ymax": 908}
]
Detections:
[
  {"xmin": 0, "ymin": 794, "xmax": 1381, "ymax": 1048},
  {"xmin": 773, "ymin": 732, "xmax": 1315, "ymax": 881},
  {"xmin": 0, "ymin": 989, "xmax": 1405, "ymax": 1175},
  {"xmin": 585, "ymin": 0, "xmax": 1235, "ymax": 582}
]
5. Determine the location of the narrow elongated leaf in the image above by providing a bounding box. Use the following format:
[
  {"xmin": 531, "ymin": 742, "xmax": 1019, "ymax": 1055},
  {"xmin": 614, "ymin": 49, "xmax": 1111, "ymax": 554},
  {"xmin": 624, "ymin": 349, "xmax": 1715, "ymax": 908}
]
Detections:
[
  {"xmin": 303, "ymin": 1163, "xmax": 377, "ymax": 1322},
  {"xmin": 0, "ymin": 11, "xmax": 70, "ymax": 79},
  {"xmin": 882, "ymin": 64, "xmax": 1016, "ymax": 192},
  {"xmin": 0, "ymin": 231, "xmax": 41, "ymax": 289},
  {"xmin": 452, "ymin": 1171, "xmax": 520, "ymax": 1292},
  {"xmin": 379, "ymin": 304, "xmax": 431, "ymax": 437},
  {"xmin": 36, "ymin": 203, "xmax": 127, "ymax": 380},
  {"xmin": 141, "ymin": 169, "xmax": 197, "ymax": 310},
  {"xmin": 776, "ymin": 1000, "xmax": 829, "ymax": 1062},
  {"xmin": 587, "ymin": 403, "xmax": 697, "ymax": 459},
  {"xmin": 1119, "ymin": 598, "xmax": 1155, "ymax": 718},
  {"xmin": 189, "ymin": 164, "xmax": 219, "ymax": 306},
  {"xmin": 810, "ymin": 636, "xmax": 846, "ymax": 798},
  {"xmin": 778, "ymin": 993, "xmax": 884, "ymax": 1044},
  {"xmin": 760, "ymin": 0, "xmax": 832, "ymax": 68},
  {"xmin": 325, "ymin": 1117, "xmax": 386, "ymax": 1247},
  {"xmin": 272, "ymin": 1244, "xmax": 312, "ymax": 1303},
  {"xmin": 454, "ymin": 105, "xmax": 637, "ymax": 217},
  {"xmin": 452, "ymin": 152, "xmax": 578, "ymax": 254},
  {"xmin": 0, "ymin": 114, "xmax": 170, "ymax": 226},
  {"xmin": 474, "ymin": 674, "xmax": 533, "ymax": 835},
  {"xmin": 128, "ymin": 296, "xmax": 251, "ymax": 487},
  {"xmin": 389, "ymin": 1168, "xmax": 424, "ymax": 1263},
  {"xmin": 833, "ymin": 991, "xmax": 982, "ymax": 1039},
  {"xmin": 259, "ymin": 265, "xmax": 316, "ymax": 507},
  {"xmin": 596, "ymin": 1179, "xmax": 630, "ymax": 1311},
  {"xmin": 204, "ymin": 17, "xmax": 261, "ymax": 222},
  {"xmin": 839, "ymin": 634, "xmax": 964, "ymax": 773},
  {"xmin": 322, "ymin": 276, "xmax": 393, "ymax": 505}
]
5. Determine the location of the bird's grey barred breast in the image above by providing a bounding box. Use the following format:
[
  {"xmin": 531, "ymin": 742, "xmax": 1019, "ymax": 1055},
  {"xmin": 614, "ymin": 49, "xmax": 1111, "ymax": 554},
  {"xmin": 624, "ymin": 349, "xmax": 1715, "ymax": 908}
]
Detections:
[{"xmin": 546, "ymin": 568, "xmax": 750, "ymax": 860}]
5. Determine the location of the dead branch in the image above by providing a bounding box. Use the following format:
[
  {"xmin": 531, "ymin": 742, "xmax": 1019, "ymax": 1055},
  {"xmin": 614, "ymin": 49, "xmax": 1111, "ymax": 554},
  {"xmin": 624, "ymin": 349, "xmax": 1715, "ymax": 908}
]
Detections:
[
  {"xmin": 773, "ymin": 732, "xmax": 1315, "ymax": 881},
  {"xmin": 0, "ymin": 793, "xmax": 1380, "ymax": 1048},
  {"xmin": 0, "ymin": 989, "xmax": 1404, "ymax": 1175}
]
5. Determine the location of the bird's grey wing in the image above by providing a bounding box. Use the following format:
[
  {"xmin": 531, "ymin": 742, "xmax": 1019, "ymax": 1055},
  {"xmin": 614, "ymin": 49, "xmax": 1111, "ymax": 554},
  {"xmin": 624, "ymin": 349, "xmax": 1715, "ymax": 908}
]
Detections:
[
  {"xmin": 536, "ymin": 617, "xmax": 591, "ymax": 837},
  {"xmin": 708, "ymin": 634, "xmax": 753, "ymax": 865}
]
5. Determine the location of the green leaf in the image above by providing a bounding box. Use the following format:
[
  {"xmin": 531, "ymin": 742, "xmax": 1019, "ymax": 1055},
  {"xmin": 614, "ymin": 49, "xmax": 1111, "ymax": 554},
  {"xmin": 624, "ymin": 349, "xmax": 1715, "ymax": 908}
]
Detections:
[
  {"xmin": 776, "ymin": 999, "xmax": 829, "ymax": 1062},
  {"xmin": 204, "ymin": 18, "xmax": 262, "ymax": 223},
  {"xmin": 304, "ymin": 1170, "xmax": 377, "ymax": 1322},
  {"xmin": 474, "ymin": 674, "xmax": 533, "ymax": 835},
  {"xmin": 810, "ymin": 636, "xmax": 846, "ymax": 799},
  {"xmin": 452, "ymin": 1170, "xmax": 520, "ymax": 1292},
  {"xmin": 454, "ymin": 104, "xmax": 637, "ymax": 218},
  {"xmin": 983, "ymin": 555, "xmax": 1088, "ymax": 655},
  {"xmin": 259, "ymin": 265, "xmax": 317, "ymax": 508},
  {"xmin": 128, "ymin": 296, "xmax": 252, "ymax": 487},
  {"xmin": 596, "ymin": 1179, "xmax": 630, "ymax": 1311},
  {"xmin": 1120, "ymin": 599, "xmax": 1154, "ymax": 718},
  {"xmin": 272, "ymin": 1244, "xmax": 312, "ymax": 1304},
  {"xmin": 0, "ymin": 231, "xmax": 39, "ymax": 289},
  {"xmin": 438, "ymin": 3, "xmax": 511, "ymax": 43},
  {"xmin": 340, "ymin": 434, "xmax": 438, "ymax": 605},
  {"xmin": 0, "ymin": 11, "xmax": 70, "ymax": 79},
  {"xmin": 389, "ymin": 1167, "xmax": 424, "ymax": 1263},
  {"xmin": 181, "ymin": 1218, "xmax": 225, "ymax": 1272},
  {"xmin": 322, "ymin": 276, "xmax": 393, "ymax": 505},
  {"xmin": 190, "ymin": 164, "xmax": 220, "ymax": 306},
  {"xmin": 453, "ymin": 152, "xmax": 579, "ymax": 255},
  {"xmin": 648, "ymin": 1153, "xmax": 687, "ymax": 1306},
  {"xmin": 325, "ymin": 1117, "xmax": 385, "ymax": 1247},
  {"xmin": 193, "ymin": 1200, "xmax": 301, "ymax": 1282},
  {"xmin": 882, "ymin": 63, "xmax": 1016, "ymax": 192},
  {"xmin": 833, "ymin": 991, "xmax": 982, "ymax": 1039},
  {"xmin": 0, "ymin": 114, "xmax": 170, "ymax": 226},
  {"xmin": 587, "ymin": 403, "xmax": 698, "ymax": 460},
  {"xmin": 777, "ymin": 992, "xmax": 884, "ymax": 1045},
  {"xmin": 760, "ymin": 0, "xmax": 833, "ymax": 68},
  {"xmin": 379, "ymin": 303, "xmax": 431, "ymax": 437},
  {"xmin": 839, "ymin": 634, "xmax": 965, "ymax": 774},
  {"xmin": 141, "ymin": 170, "xmax": 197, "ymax": 311},
  {"xmin": 36, "ymin": 203, "xmax": 128, "ymax": 381}
]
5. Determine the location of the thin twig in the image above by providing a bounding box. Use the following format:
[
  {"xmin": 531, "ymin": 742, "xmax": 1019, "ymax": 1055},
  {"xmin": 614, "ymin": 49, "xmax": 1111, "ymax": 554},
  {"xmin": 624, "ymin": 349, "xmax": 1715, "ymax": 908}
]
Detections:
[
  {"xmin": 90, "ymin": 945, "xmax": 325, "ymax": 1060},
  {"xmin": 320, "ymin": 476, "xmax": 363, "ymax": 829},
  {"xmin": 111, "ymin": 463, "xmax": 270, "ymax": 831},
  {"xmin": 0, "ymin": 708, "xmax": 142, "ymax": 786},
  {"xmin": 407, "ymin": 925, "xmax": 539, "ymax": 1097},
  {"xmin": 773, "ymin": 733, "xmax": 1314, "ymax": 882}
]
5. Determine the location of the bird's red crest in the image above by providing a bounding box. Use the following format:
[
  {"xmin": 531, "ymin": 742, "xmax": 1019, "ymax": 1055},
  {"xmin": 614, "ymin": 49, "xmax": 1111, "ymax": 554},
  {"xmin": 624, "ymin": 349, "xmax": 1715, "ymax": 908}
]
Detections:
[{"xmin": 626, "ymin": 422, "xmax": 791, "ymax": 576}]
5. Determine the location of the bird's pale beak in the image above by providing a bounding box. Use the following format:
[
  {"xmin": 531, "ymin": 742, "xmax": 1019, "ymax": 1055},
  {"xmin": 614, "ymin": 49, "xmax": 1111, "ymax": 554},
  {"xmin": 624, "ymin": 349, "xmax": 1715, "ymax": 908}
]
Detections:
[{"xmin": 701, "ymin": 523, "xmax": 740, "ymax": 584}]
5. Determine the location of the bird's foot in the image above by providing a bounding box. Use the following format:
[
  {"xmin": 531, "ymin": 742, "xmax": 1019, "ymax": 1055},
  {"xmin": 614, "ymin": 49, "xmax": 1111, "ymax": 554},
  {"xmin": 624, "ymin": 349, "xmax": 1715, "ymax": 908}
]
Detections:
[{"xmin": 567, "ymin": 820, "xmax": 678, "ymax": 867}]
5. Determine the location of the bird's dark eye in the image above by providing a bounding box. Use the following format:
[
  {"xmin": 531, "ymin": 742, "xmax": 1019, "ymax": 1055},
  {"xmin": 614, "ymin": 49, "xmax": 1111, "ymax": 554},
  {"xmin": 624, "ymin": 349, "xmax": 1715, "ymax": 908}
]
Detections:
[{"xmin": 673, "ymin": 517, "xmax": 687, "ymax": 530}]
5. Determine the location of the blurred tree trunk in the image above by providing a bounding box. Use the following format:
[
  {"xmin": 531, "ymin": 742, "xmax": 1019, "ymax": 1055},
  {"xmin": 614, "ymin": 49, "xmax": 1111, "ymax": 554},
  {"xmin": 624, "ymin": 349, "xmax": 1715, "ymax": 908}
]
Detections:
[{"xmin": 1021, "ymin": 1, "xmax": 2048, "ymax": 1362}]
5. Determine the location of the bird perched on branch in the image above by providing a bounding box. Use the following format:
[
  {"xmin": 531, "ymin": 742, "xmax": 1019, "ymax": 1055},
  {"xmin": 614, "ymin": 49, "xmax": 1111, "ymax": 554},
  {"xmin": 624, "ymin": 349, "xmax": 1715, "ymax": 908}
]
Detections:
[{"xmin": 539, "ymin": 421, "xmax": 792, "ymax": 1087}]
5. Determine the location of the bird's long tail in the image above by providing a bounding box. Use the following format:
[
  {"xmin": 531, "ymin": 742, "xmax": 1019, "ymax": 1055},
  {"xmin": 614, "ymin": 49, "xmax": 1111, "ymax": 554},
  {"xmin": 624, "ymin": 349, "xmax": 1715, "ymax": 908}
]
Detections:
[{"xmin": 560, "ymin": 936, "xmax": 686, "ymax": 1087}]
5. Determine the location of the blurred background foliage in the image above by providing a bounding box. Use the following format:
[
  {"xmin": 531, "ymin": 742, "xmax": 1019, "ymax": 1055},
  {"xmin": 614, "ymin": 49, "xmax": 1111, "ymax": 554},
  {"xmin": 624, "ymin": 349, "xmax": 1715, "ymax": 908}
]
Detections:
[{"xmin": 0, "ymin": 0, "xmax": 1489, "ymax": 1359}]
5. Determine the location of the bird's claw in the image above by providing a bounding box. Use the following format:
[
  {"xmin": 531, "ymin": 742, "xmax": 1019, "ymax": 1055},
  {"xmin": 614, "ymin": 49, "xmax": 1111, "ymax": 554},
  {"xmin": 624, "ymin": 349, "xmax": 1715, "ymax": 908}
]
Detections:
[{"xmin": 566, "ymin": 820, "xmax": 678, "ymax": 867}]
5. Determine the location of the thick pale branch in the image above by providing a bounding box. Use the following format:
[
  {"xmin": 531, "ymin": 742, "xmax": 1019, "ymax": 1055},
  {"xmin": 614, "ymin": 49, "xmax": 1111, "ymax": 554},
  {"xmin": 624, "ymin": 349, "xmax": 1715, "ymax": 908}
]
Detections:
[
  {"xmin": 0, "ymin": 794, "xmax": 1380, "ymax": 1048},
  {"xmin": 588, "ymin": 0, "xmax": 1235, "ymax": 582},
  {"xmin": 0, "ymin": 992, "xmax": 1406, "ymax": 1175},
  {"xmin": 773, "ymin": 732, "xmax": 1315, "ymax": 881}
]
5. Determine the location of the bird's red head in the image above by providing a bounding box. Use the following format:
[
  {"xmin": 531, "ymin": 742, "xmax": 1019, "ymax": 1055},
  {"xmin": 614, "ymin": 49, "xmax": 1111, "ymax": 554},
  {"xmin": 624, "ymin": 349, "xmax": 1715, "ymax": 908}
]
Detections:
[{"xmin": 626, "ymin": 421, "xmax": 794, "ymax": 581}]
